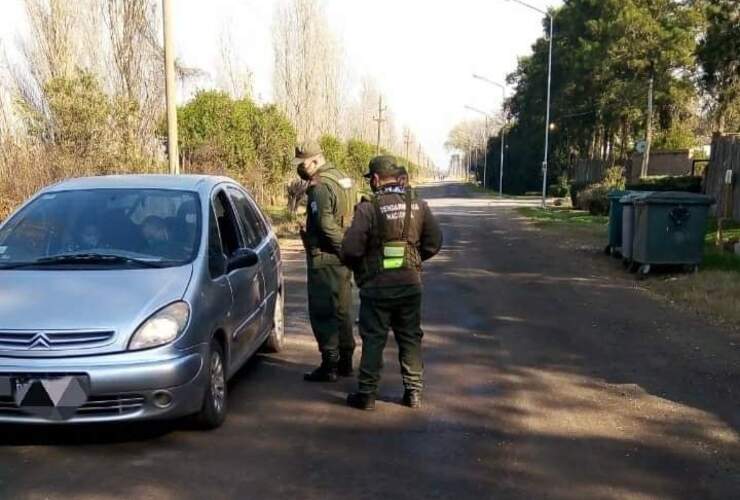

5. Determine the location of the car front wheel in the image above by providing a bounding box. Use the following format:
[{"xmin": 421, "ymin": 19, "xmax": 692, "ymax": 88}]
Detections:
[
  {"xmin": 194, "ymin": 339, "xmax": 227, "ymax": 429},
  {"xmin": 262, "ymin": 290, "xmax": 285, "ymax": 353}
]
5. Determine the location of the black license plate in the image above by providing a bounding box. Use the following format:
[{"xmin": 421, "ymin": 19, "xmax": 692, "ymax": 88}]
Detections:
[{"xmin": 12, "ymin": 375, "xmax": 90, "ymax": 420}]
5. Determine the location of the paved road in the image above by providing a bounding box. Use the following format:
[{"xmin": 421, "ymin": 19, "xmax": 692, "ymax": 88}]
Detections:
[{"xmin": 1, "ymin": 183, "xmax": 738, "ymax": 500}]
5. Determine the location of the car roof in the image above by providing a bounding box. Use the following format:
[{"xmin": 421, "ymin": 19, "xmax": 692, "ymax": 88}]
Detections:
[{"xmin": 45, "ymin": 174, "xmax": 237, "ymax": 193}]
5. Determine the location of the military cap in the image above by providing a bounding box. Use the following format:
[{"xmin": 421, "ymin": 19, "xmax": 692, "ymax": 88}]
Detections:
[
  {"xmin": 292, "ymin": 141, "xmax": 323, "ymax": 166},
  {"xmin": 364, "ymin": 155, "xmax": 402, "ymax": 178}
]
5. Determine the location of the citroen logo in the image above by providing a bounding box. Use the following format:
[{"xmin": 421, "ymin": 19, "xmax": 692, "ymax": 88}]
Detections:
[{"xmin": 29, "ymin": 333, "xmax": 52, "ymax": 350}]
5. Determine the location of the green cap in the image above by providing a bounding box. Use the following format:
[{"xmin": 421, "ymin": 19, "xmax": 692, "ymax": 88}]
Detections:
[
  {"xmin": 364, "ymin": 155, "xmax": 402, "ymax": 178},
  {"xmin": 292, "ymin": 141, "xmax": 322, "ymax": 165}
]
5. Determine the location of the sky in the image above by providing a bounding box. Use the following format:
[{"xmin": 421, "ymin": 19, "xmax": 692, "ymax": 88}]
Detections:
[{"xmin": 0, "ymin": 0, "xmax": 561, "ymax": 169}]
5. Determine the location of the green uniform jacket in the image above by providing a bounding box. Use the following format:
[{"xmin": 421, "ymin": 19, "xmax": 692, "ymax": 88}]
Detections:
[
  {"xmin": 341, "ymin": 185, "xmax": 443, "ymax": 296},
  {"xmin": 303, "ymin": 164, "xmax": 353, "ymax": 267}
]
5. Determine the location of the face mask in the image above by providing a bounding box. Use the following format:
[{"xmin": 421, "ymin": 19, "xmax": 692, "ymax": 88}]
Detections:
[{"xmin": 297, "ymin": 159, "xmax": 319, "ymax": 180}]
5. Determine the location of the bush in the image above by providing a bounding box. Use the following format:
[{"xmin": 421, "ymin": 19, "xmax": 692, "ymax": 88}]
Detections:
[
  {"xmin": 627, "ymin": 175, "xmax": 702, "ymax": 193},
  {"xmin": 578, "ymin": 184, "xmax": 611, "ymax": 215},
  {"xmin": 602, "ymin": 166, "xmax": 626, "ymax": 190},
  {"xmin": 569, "ymin": 181, "xmax": 590, "ymax": 207},
  {"xmin": 548, "ymin": 175, "xmax": 570, "ymax": 198}
]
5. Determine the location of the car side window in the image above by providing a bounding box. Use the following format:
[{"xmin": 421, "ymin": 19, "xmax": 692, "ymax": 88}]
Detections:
[
  {"xmin": 208, "ymin": 205, "xmax": 226, "ymax": 278},
  {"xmin": 227, "ymin": 187, "xmax": 265, "ymax": 249},
  {"xmin": 212, "ymin": 190, "xmax": 242, "ymax": 258}
]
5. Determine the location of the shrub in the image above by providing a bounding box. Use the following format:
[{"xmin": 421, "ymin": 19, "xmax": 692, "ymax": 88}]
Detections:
[
  {"xmin": 548, "ymin": 175, "xmax": 570, "ymax": 198},
  {"xmin": 627, "ymin": 175, "xmax": 702, "ymax": 193},
  {"xmin": 578, "ymin": 184, "xmax": 611, "ymax": 215},
  {"xmin": 602, "ymin": 166, "xmax": 626, "ymax": 190},
  {"xmin": 569, "ymin": 181, "xmax": 590, "ymax": 207}
]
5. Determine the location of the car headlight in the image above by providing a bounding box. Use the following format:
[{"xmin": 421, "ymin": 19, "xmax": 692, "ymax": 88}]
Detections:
[{"xmin": 129, "ymin": 301, "xmax": 190, "ymax": 351}]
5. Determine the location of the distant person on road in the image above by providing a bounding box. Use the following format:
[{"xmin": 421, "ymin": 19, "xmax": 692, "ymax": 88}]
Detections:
[
  {"xmin": 341, "ymin": 156, "xmax": 443, "ymax": 410},
  {"xmin": 295, "ymin": 141, "xmax": 357, "ymax": 382}
]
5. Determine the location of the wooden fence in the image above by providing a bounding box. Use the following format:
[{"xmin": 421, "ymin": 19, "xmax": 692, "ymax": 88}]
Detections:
[
  {"xmin": 704, "ymin": 134, "xmax": 740, "ymax": 221},
  {"xmin": 572, "ymin": 159, "xmax": 606, "ymax": 183}
]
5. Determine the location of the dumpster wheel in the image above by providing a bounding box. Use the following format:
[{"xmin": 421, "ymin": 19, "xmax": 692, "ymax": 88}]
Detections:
[{"xmin": 638, "ymin": 264, "xmax": 651, "ymax": 278}]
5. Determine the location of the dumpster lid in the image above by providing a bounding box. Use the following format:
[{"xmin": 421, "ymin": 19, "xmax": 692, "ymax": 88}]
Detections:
[
  {"xmin": 608, "ymin": 190, "xmax": 630, "ymax": 200},
  {"xmin": 619, "ymin": 191, "xmax": 653, "ymax": 204},
  {"xmin": 634, "ymin": 191, "xmax": 714, "ymax": 206}
]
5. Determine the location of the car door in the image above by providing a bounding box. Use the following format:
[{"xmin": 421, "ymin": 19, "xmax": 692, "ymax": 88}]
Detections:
[
  {"xmin": 226, "ymin": 186, "xmax": 273, "ymax": 339},
  {"xmin": 212, "ymin": 188, "xmax": 263, "ymax": 370}
]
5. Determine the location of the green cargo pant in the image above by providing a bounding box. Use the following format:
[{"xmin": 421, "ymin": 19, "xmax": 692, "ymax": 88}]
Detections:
[
  {"xmin": 307, "ymin": 263, "xmax": 355, "ymax": 363},
  {"xmin": 357, "ymin": 292, "xmax": 424, "ymax": 395}
]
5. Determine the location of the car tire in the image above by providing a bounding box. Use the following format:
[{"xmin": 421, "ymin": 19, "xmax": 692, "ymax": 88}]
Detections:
[
  {"xmin": 194, "ymin": 339, "xmax": 227, "ymax": 430},
  {"xmin": 262, "ymin": 290, "xmax": 285, "ymax": 353}
]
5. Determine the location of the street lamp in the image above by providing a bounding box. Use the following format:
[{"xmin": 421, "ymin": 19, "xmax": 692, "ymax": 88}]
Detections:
[
  {"xmin": 464, "ymin": 105, "xmax": 492, "ymax": 189},
  {"xmin": 505, "ymin": 0, "xmax": 553, "ymax": 208},
  {"xmin": 473, "ymin": 74, "xmax": 507, "ymax": 198}
]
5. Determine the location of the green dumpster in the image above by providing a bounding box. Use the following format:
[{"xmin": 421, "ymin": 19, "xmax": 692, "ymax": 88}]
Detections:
[
  {"xmin": 620, "ymin": 192, "xmax": 652, "ymax": 267},
  {"xmin": 606, "ymin": 190, "xmax": 631, "ymax": 256},
  {"xmin": 632, "ymin": 191, "xmax": 714, "ymax": 276}
]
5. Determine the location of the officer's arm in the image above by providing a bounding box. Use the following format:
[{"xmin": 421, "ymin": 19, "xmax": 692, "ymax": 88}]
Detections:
[
  {"xmin": 419, "ymin": 201, "xmax": 443, "ymax": 261},
  {"xmin": 341, "ymin": 202, "xmax": 372, "ymax": 266},
  {"xmin": 314, "ymin": 183, "xmax": 344, "ymax": 256}
]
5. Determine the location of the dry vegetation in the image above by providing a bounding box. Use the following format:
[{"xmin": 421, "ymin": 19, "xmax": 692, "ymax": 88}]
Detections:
[{"xmin": 649, "ymin": 271, "xmax": 740, "ymax": 327}]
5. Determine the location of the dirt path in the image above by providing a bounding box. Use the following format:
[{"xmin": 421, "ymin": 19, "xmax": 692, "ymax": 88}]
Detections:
[{"xmin": 0, "ymin": 182, "xmax": 737, "ymax": 500}]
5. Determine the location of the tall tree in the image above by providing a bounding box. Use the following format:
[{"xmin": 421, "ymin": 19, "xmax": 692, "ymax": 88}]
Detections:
[
  {"xmin": 697, "ymin": 0, "xmax": 740, "ymax": 132},
  {"xmin": 272, "ymin": 0, "xmax": 345, "ymax": 142}
]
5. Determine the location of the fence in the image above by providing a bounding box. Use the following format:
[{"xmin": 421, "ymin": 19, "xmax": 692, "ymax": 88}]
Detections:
[
  {"xmin": 572, "ymin": 159, "xmax": 606, "ymax": 183},
  {"xmin": 704, "ymin": 134, "xmax": 740, "ymax": 221},
  {"xmin": 628, "ymin": 150, "xmax": 693, "ymax": 182}
]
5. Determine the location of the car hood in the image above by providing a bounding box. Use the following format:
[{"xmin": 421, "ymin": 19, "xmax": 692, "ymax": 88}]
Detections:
[{"xmin": 0, "ymin": 266, "xmax": 193, "ymax": 357}]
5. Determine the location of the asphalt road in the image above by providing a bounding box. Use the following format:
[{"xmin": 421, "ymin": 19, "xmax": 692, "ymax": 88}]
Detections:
[{"xmin": 1, "ymin": 182, "xmax": 738, "ymax": 500}]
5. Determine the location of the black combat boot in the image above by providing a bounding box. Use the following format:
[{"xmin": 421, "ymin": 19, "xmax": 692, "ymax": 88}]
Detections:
[
  {"xmin": 402, "ymin": 390, "xmax": 422, "ymax": 409},
  {"xmin": 337, "ymin": 351, "xmax": 354, "ymax": 377},
  {"xmin": 346, "ymin": 392, "xmax": 376, "ymax": 410},
  {"xmin": 303, "ymin": 361, "xmax": 338, "ymax": 383}
]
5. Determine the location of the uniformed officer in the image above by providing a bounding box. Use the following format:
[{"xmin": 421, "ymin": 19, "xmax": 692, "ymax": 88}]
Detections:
[
  {"xmin": 341, "ymin": 156, "xmax": 443, "ymax": 410},
  {"xmin": 294, "ymin": 142, "xmax": 356, "ymax": 382}
]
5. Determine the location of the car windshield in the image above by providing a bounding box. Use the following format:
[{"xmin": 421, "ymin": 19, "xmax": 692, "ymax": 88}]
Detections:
[{"xmin": 0, "ymin": 188, "xmax": 201, "ymax": 268}]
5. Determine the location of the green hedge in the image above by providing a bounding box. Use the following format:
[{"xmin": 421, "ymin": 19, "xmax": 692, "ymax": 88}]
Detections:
[
  {"xmin": 627, "ymin": 175, "xmax": 702, "ymax": 193},
  {"xmin": 569, "ymin": 181, "xmax": 591, "ymax": 207}
]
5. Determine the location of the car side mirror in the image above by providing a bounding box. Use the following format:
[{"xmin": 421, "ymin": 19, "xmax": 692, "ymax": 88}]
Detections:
[{"xmin": 228, "ymin": 248, "xmax": 259, "ymax": 272}]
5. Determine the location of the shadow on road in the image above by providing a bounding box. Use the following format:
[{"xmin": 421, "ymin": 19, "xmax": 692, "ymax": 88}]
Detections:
[{"xmin": 0, "ymin": 182, "xmax": 736, "ymax": 500}]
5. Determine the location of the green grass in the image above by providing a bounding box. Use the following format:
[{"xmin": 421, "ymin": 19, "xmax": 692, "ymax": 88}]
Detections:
[
  {"xmin": 517, "ymin": 207, "xmax": 608, "ymax": 226},
  {"xmin": 519, "ymin": 208, "xmax": 740, "ymax": 272},
  {"xmin": 264, "ymin": 206, "xmax": 302, "ymax": 239},
  {"xmin": 702, "ymin": 217, "xmax": 740, "ymax": 272}
]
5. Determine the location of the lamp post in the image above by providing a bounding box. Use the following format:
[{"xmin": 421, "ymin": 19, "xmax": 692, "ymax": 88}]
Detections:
[
  {"xmin": 506, "ymin": 0, "xmax": 553, "ymax": 208},
  {"xmin": 465, "ymin": 105, "xmax": 492, "ymax": 189},
  {"xmin": 162, "ymin": 0, "xmax": 179, "ymax": 174},
  {"xmin": 473, "ymin": 74, "xmax": 507, "ymax": 197}
]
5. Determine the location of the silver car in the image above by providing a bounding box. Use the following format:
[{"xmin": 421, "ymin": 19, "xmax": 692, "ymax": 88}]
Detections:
[{"xmin": 0, "ymin": 175, "xmax": 284, "ymax": 428}]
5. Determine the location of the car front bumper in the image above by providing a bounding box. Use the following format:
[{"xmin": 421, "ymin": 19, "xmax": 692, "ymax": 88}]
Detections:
[{"xmin": 0, "ymin": 344, "xmax": 208, "ymax": 424}]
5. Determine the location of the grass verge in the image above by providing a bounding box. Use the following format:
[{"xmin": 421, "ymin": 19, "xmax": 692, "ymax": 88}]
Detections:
[
  {"xmin": 518, "ymin": 207, "xmax": 608, "ymax": 226},
  {"xmin": 264, "ymin": 206, "xmax": 302, "ymax": 239},
  {"xmin": 518, "ymin": 206, "xmax": 740, "ymax": 328}
]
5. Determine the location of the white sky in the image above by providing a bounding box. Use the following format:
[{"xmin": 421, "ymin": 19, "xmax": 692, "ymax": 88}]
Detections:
[{"xmin": 0, "ymin": 0, "xmax": 561, "ymax": 168}]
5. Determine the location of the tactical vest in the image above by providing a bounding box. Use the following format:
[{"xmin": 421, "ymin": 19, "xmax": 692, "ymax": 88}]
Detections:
[
  {"xmin": 357, "ymin": 189, "xmax": 423, "ymax": 287},
  {"xmin": 318, "ymin": 168, "xmax": 355, "ymax": 228},
  {"xmin": 303, "ymin": 165, "xmax": 355, "ymax": 258}
]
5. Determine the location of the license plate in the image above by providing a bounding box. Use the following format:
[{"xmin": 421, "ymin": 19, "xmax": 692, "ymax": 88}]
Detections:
[{"xmin": 12, "ymin": 375, "xmax": 90, "ymax": 420}]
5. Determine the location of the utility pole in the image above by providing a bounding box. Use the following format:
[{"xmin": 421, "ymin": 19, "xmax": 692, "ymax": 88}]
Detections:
[
  {"xmin": 468, "ymin": 142, "xmax": 472, "ymax": 184},
  {"xmin": 641, "ymin": 75, "xmax": 654, "ymax": 178},
  {"xmin": 483, "ymin": 116, "xmax": 489, "ymax": 188},
  {"xmin": 403, "ymin": 131, "xmax": 411, "ymax": 167},
  {"xmin": 473, "ymin": 74, "xmax": 507, "ymax": 196},
  {"xmin": 162, "ymin": 0, "xmax": 179, "ymax": 175},
  {"xmin": 541, "ymin": 12, "xmax": 553, "ymax": 208},
  {"xmin": 373, "ymin": 95, "xmax": 387, "ymax": 155},
  {"xmin": 507, "ymin": 0, "xmax": 554, "ymax": 207}
]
